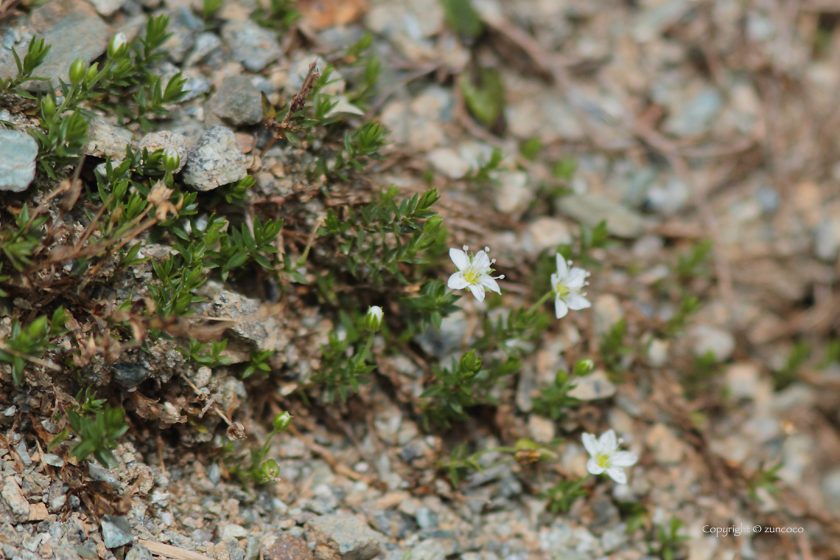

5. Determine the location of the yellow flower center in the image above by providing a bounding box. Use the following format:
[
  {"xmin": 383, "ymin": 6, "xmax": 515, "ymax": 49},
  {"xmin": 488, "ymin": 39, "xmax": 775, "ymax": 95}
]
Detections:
[
  {"xmin": 555, "ymin": 282, "xmax": 570, "ymax": 297},
  {"xmin": 596, "ymin": 454, "xmax": 611, "ymax": 468},
  {"xmin": 464, "ymin": 267, "xmax": 480, "ymax": 284}
]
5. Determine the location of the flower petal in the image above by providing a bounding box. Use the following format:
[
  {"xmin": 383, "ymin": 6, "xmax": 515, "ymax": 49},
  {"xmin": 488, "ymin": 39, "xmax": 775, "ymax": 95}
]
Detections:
[
  {"xmin": 586, "ymin": 458, "xmax": 605, "ymax": 475},
  {"xmin": 554, "ymin": 297, "xmax": 568, "ymax": 319},
  {"xmin": 565, "ymin": 268, "xmax": 588, "ymax": 290},
  {"xmin": 448, "ymin": 272, "xmax": 469, "ymax": 290},
  {"xmin": 606, "ymin": 466, "xmax": 627, "ymax": 484},
  {"xmin": 449, "ymin": 248, "xmax": 470, "ymax": 271},
  {"xmin": 599, "ymin": 429, "xmax": 617, "ymax": 452},
  {"xmin": 473, "ymin": 250, "xmax": 491, "ymax": 271},
  {"xmin": 581, "ymin": 433, "xmax": 599, "ymax": 457},
  {"xmin": 468, "ymin": 283, "xmax": 486, "ymax": 302},
  {"xmin": 479, "ymin": 275, "xmax": 501, "ymax": 294},
  {"xmin": 550, "ymin": 273, "xmax": 559, "ymax": 291},
  {"xmin": 555, "ymin": 253, "xmax": 568, "ymax": 278},
  {"xmin": 611, "ymin": 451, "xmax": 638, "ymax": 467},
  {"xmin": 565, "ymin": 292, "xmax": 591, "ymax": 311}
]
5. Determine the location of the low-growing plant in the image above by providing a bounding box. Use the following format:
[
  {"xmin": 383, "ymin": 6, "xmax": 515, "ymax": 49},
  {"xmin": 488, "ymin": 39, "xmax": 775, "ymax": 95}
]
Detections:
[
  {"xmin": 178, "ymin": 339, "xmax": 233, "ymax": 368},
  {"xmin": 533, "ymin": 359, "xmax": 594, "ymax": 420},
  {"xmin": 544, "ymin": 476, "xmax": 588, "ymax": 513},
  {"xmin": 651, "ymin": 516, "xmax": 689, "ymax": 560},
  {"xmin": 0, "ymin": 308, "xmax": 68, "ymax": 385},
  {"xmin": 226, "ymin": 411, "xmax": 293, "ymax": 485},
  {"xmin": 50, "ymin": 388, "xmax": 129, "ymax": 468}
]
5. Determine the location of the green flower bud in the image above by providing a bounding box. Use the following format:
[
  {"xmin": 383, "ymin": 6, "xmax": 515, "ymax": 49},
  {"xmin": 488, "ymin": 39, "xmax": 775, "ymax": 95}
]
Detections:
[
  {"xmin": 41, "ymin": 95, "xmax": 55, "ymax": 118},
  {"xmin": 365, "ymin": 305, "xmax": 383, "ymax": 333},
  {"xmin": 163, "ymin": 148, "xmax": 180, "ymax": 172},
  {"xmin": 272, "ymin": 411, "xmax": 293, "ymax": 432},
  {"xmin": 85, "ymin": 62, "xmax": 99, "ymax": 84},
  {"xmin": 459, "ymin": 350, "xmax": 481, "ymax": 377},
  {"xmin": 554, "ymin": 369, "xmax": 568, "ymax": 387},
  {"xmin": 107, "ymin": 33, "xmax": 127, "ymax": 60},
  {"xmin": 69, "ymin": 58, "xmax": 87, "ymax": 85},
  {"xmin": 573, "ymin": 359, "xmax": 594, "ymax": 377}
]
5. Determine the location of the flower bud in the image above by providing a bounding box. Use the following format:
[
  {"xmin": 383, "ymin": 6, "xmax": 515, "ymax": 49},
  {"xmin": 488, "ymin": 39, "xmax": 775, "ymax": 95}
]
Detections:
[
  {"xmin": 272, "ymin": 411, "xmax": 293, "ymax": 432},
  {"xmin": 107, "ymin": 33, "xmax": 127, "ymax": 60},
  {"xmin": 573, "ymin": 359, "xmax": 594, "ymax": 377},
  {"xmin": 459, "ymin": 350, "xmax": 481, "ymax": 377},
  {"xmin": 85, "ymin": 62, "xmax": 99, "ymax": 84},
  {"xmin": 365, "ymin": 305, "xmax": 383, "ymax": 333},
  {"xmin": 259, "ymin": 459, "xmax": 280, "ymax": 481},
  {"xmin": 163, "ymin": 148, "xmax": 180, "ymax": 172},
  {"xmin": 554, "ymin": 369, "xmax": 568, "ymax": 387},
  {"xmin": 69, "ymin": 58, "xmax": 87, "ymax": 85},
  {"xmin": 41, "ymin": 95, "xmax": 55, "ymax": 118}
]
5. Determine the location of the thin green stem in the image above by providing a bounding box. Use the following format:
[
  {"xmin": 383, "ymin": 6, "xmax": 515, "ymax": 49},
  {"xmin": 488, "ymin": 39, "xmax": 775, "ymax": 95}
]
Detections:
[
  {"xmin": 354, "ymin": 331, "xmax": 375, "ymax": 368},
  {"xmin": 528, "ymin": 290, "xmax": 555, "ymax": 315}
]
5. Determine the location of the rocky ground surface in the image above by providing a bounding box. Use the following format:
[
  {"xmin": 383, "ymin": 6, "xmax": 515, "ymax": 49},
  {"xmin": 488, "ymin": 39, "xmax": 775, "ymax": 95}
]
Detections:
[{"xmin": 3, "ymin": 0, "xmax": 840, "ymax": 559}]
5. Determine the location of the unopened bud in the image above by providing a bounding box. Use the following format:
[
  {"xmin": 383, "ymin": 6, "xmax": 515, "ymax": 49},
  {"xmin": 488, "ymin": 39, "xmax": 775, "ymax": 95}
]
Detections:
[
  {"xmin": 365, "ymin": 305, "xmax": 383, "ymax": 333},
  {"xmin": 41, "ymin": 95, "xmax": 55, "ymax": 118},
  {"xmin": 459, "ymin": 350, "xmax": 482, "ymax": 377},
  {"xmin": 573, "ymin": 359, "xmax": 594, "ymax": 377},
  {"xmin": 85, "ymin": 62, "xmax": 99, "ymax": 84},
  {"xmin": 69, "ymin": 58, "xmax": 87, "ymax": 85},
  {"xmin": 163, "ymin": 148, "xmax": 180, "ymax": 172},
  {"xmin": 107, "ymin": 33, "xmax": 127, "ymax": 60},
  {"xmin": 272, "ymin": 411, "xmax": 293, "ymax": 432}
]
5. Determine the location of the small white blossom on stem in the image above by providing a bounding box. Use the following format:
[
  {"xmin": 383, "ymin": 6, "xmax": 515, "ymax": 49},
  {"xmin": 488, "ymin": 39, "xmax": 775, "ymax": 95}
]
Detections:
[
  {"xmin": 552, "ymin": 253, "xmax": 590, "ymax": 319},
  {"xmin": 582, "ymin": 429, "xmax": 638, "ymax": 484},
  {"xmin": 447, "ymin": 245, "xmax": 504, "ymax": 302}
]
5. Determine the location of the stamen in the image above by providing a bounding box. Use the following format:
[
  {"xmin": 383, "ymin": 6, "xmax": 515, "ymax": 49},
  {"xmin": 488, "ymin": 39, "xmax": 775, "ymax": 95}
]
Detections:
[
  {"xmin": 484, "ymin": 246, "xmax": 490, "ymax": 252},
  {"xmin": 462, "ymin": 245, "xmax": 469, "ymax": 252}
]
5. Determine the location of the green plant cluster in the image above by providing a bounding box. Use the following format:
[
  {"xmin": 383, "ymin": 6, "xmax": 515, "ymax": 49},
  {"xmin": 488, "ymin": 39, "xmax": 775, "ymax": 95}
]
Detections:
[{"xmin": 0, "ymin": 308, "xmax": 68, "ymax": 385}]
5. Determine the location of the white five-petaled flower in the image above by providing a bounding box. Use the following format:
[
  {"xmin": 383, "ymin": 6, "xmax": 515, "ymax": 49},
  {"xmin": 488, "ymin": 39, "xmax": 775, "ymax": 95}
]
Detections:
[
  {"xmin": 448, "ymin": 246, "xmax": 504, "ymax": 302},
  {"xmin": 582, "ymin": 429, "xmax": 638, "ymax": 484},
  {"xmin": 552, "ymin": 253, "xmax": 591, "ymax": 319}
]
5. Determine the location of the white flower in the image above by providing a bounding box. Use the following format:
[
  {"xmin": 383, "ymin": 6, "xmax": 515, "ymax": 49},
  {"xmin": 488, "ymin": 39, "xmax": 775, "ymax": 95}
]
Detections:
[
  {"xmin": 447, "ymin": 246, "xmax": 504, "ymax": 302},
  {"xmin": 552, "ymin": 254, "xmax": 591, "ymax": 319},
  {"xmin": 582, "ymin": 429, "xmax": 638, "ymax": 484}
]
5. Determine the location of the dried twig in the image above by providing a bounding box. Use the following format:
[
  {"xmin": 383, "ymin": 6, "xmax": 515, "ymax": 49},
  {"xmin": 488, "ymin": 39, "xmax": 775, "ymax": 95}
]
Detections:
[{"xmin": 259, "ymin": 61, "xmax": 320, "ymax": 158}]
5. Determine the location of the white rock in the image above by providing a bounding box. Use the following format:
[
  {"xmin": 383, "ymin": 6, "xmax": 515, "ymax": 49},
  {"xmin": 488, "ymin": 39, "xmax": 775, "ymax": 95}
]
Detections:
[
  {"xmin": 528, "ymin": 415, "xmax": 556, "ymax": 443},
  {"xmin": 568, "ymin": 369, "xmax": 616, "ymax": 401},
  {"xmin": 725, "ymin": 363, "xmax": 759, "ymax": 400},
  {"xmin": 688, "ymin": 325, "xmax": 735, "ymax": 362},
  {"xmin": 427, "ymin": 148, "xmax": 469, "ymax": 179}
]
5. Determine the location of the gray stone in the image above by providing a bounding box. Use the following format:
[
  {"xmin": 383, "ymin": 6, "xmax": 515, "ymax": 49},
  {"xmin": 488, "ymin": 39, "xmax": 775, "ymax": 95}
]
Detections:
[
  {"xmin": 162, "ymin": 7, "xmax": 203, "ymax": 63},
  {"xmin": 410, "ymin": 539, "xmax": 447, "ymax": 560},
  {"xmin": 266, "ymin": 533, "xmax": 313, "ymax": 560},
  {"xmin": 0, "ymin": 129, "xmax": 38, "ymax": 192},
  {"xmin": 0, "ymin": 13, "xmax": 109, "ymax": 92},
  {"xmin": 414, "ymin": 312, "xmax": 466, "ymax": 357},
  {"xmin": 101, "ymin": 515, "xmax": 133, "ymax": 548},
  {"xmin": 84, "ymin": 117, "xmax": 133, "ymax": 162},
  {"xmin": 556, "ymin": 194, "xmax": 648, "ymax": 238},
  {"xmin": 221, "ymin": 20, "xmax": 281, "ymax": 72},
  {"xmin": 186, "ymin": 32, "xmax": 222, "ymax": 66},
  {"xmin": 137, "ymin": 131, "xmax": 189, "ymax": 173},
  {"xmin": 207, "ymin": 75, "xmax": 263, "ymax": 126},
  {"xmin": 1, "ymin": 478, "xmax": 30, "ymax": 521},
  {"xmin": 372, "ymin": 509, "xmax": 416, "ymax": 539},
  {"xmin": 567, "ymin": 370, "xmax": 616, "ymax": 401},
  {"xmin": 182, "ymin": 126, "xmax": 247, "ymax": 191},
  {"xmin": 305, "ymin": 514, "xmax": 385, "ymax": 560},
  {"xmin": 112, "ymin": 362, "xmax": 150, "ymax": 389},
  {"xmin": 195, "ymin": 283, "xmax": 288, "ymax": 353},
  {"xmin": 125, "ymin": 544, "xmax": 154, "ymax": 560}
]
